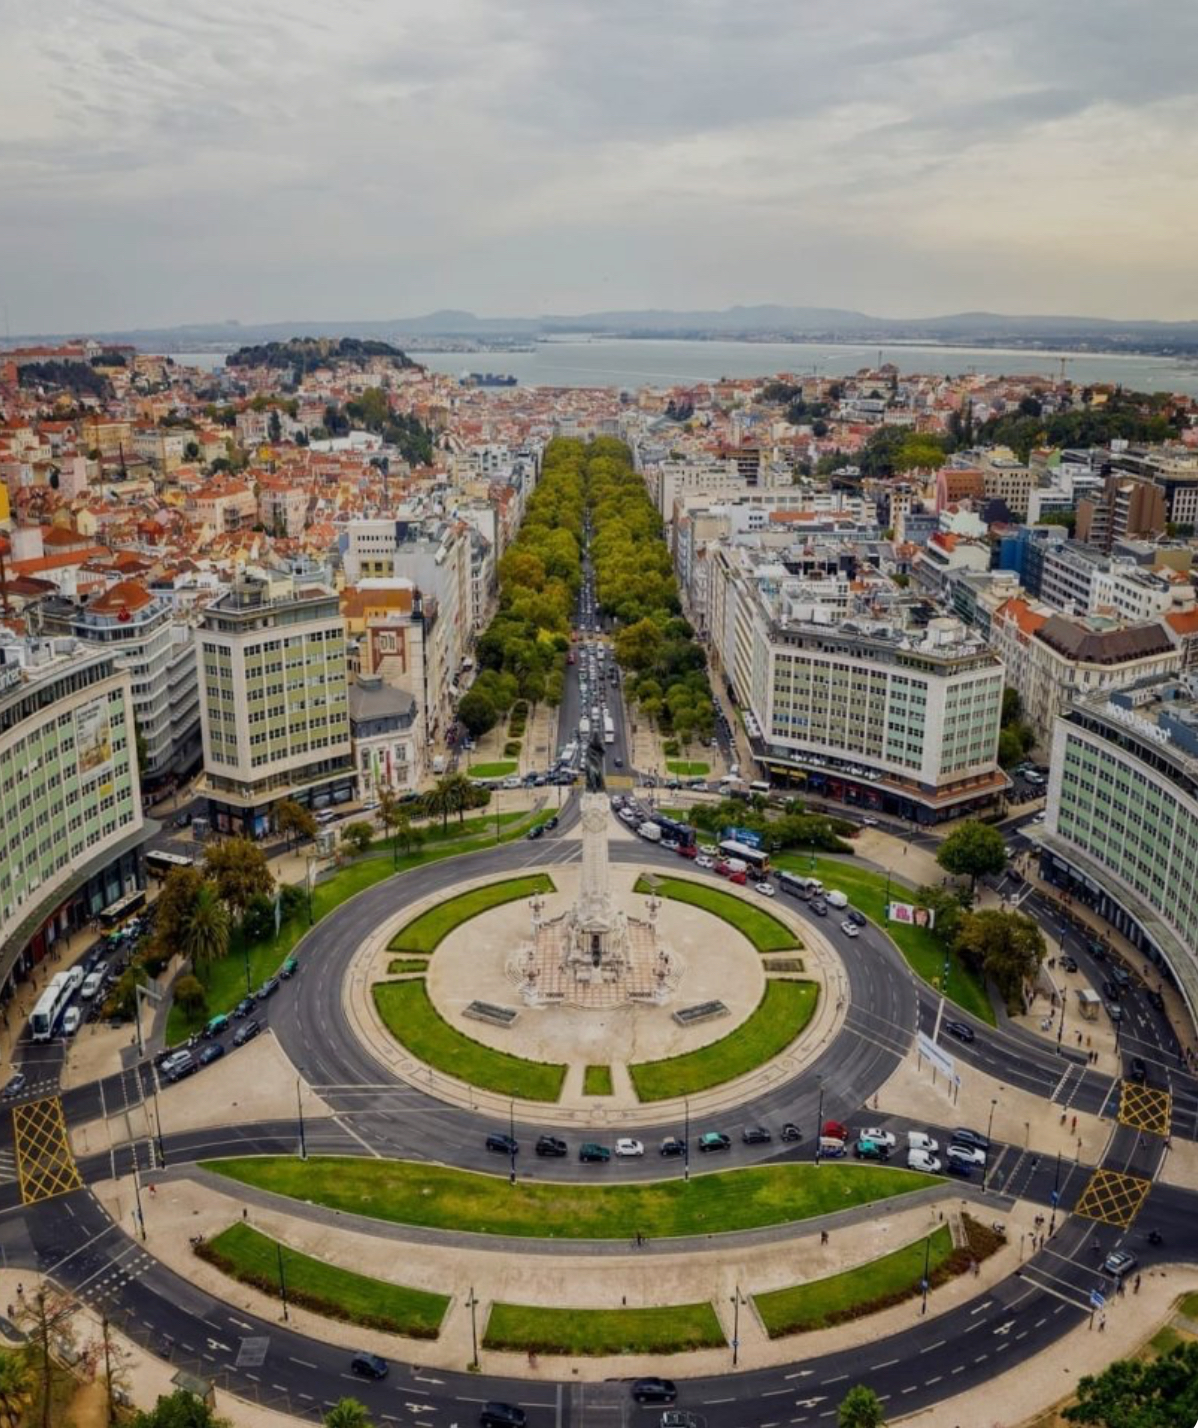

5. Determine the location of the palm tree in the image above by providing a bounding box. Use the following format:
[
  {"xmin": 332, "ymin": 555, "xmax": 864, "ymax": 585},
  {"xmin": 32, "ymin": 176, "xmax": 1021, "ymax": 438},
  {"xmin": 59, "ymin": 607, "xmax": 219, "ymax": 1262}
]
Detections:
[
  {"xmin": 324, "ymin": 1398, "xmax": 374, "ymax": 1428},
  {"xmin": 442, "ymin": 771, "xmax": 474, "ymax": 826},
  {"xmin": 377, "ymin": 788, "xmax": 399, "ymax": 868},
  {"xmin": 180, "ymin": 883, "xmax": 230, "ymax": 979},
  {"xmin": 0, "ymin": 1349, "xmax": 31, "ymax": 1428}
]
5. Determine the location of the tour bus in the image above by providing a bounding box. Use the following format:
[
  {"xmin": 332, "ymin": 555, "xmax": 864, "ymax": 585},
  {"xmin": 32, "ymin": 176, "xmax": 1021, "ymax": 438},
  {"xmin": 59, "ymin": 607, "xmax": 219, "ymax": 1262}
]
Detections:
[
  {"xmin": 603, "ymin": 714, "xmax": 615, "ymax": 746},
  {"xmin": 717, "ymin": 839, "xmax": 771, "ymax": 875},
  {"xmin": 749, "ymin": 780, "xmax": 771, "ymax": 795},
  {"xmin": 145, "ymin": 849, "xmax": 195, "ymax": 880},
  {"xmin": 98, "ymin": 890, "xmax": 147, "ymax": 931},
  {"xmin": 777, "ymin": 870, "xmax": 823, "ymax": 900},
  {"xmin": 30, "ymin": 972, "xmax": 74, "ymax": 1042}
]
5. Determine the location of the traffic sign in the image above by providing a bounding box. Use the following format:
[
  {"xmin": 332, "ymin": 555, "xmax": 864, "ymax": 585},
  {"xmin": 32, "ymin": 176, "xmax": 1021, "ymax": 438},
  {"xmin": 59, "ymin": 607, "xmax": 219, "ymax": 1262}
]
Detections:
[
  {"xmin": 1050, "ymin": 1189, "xmax": 1060, "ymax": 1206},
  {"xmin": 1089, "ymin": 1288, "xmax": 1106, "ymax": 1310}
]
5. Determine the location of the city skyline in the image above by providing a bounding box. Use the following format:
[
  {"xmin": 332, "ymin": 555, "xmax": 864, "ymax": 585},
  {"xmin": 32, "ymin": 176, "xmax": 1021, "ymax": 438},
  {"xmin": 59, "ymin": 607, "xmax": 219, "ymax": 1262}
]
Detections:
[{"xmin": 3, "ymin": 0, "xmax": 1197, "ymax": 331}]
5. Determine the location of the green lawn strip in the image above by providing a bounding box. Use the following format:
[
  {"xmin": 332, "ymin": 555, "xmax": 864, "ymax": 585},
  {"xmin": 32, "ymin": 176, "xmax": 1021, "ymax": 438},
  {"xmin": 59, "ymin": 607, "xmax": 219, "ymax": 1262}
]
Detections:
[
  {"xmin": 634, "ymin": 876, "xmax": 798, "ymax": 954},
  {"xmin": 467, "ymin": 760, "xmax": 518, "ymax": 778},
  {"xmin": 166, "ymin": 809, "xmax": 555, "ymax": 1044},
  {"xmin": 666, "ymin": 760, "xmax": 710, "ymax": 776},
  {"xmin": 583, "ymin": 1064, "xmax": 614, "ymax": 1095},
  {"xmin": 204, "ymin": 1157, "xmax": 937, "ymax": 1240},
  {"xmin": 483, "ymin": 1301, "xmax": 724, "ymax": 1355},
  {"xmin": 409, "ymin": 810, "xmax": 526, "ymax": 843},
  {"xmin": 372, "ymin": 981, "xmax": 566, "ymax": 1101},
  {"xmin": 773, "ymin": 853, "xmax": 995, "ymax": 1026},
  {"xmin": 197, "ymin": 1222, "xmax": 449, "ymax": 1339},
  {"xmin": 754, "ymin": 1215, "xmax": 1003, "ymax": 1337},
  {"xmin": 388, "ymin": 874, "xmax": 555, "ymax": 954},
  {"xmin": 386, "ymin": 960, "xmax": 430, "ymax": 975},
  {"xmin": 1180, "ymin": 1292, "xmax": 1198, "ymax": 1319},
  {"xmin": 629, "ymin": 981, "xmax": 818, "ymax": 1102}
]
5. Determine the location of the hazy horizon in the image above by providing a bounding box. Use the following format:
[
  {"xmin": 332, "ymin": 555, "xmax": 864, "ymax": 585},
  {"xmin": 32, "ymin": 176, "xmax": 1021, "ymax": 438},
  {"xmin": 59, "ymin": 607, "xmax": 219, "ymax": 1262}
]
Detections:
[{"xmin": 4, "ymin": 1, "xmax": 1196, "ymax": 333}]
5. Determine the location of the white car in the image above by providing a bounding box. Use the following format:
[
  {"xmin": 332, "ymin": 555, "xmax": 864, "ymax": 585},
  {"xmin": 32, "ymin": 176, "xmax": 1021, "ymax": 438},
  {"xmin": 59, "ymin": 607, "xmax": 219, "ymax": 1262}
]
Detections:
[
  {"xmin": 840, "ymin": 920, "xmax": 860, "ymax": 938},
  {"xmin": 695, "ymin": 855, "xmax": 715, "ymax": 870},
  {"xmin": 754, "ymin": 881, "xmax": 776, "ymax": 897},
  {"xmin": 946, "ymin": 1143, "xmax": 986, "ymax": 1168},
  {"xmin": 862, "ymin": 816, "xmax": 879, "ymax": 827},
  {"xmin": 860, "ymin": 1128, "xmax": 897, "ymax": 1149},
  {"xmin": 62, "ymin": 1007, "xmax": 81, "ymax": 1037},
  {"xmin": 1033, "ymin": 811, "xmax": 1046, "ymax": 823},
  {"xmin": 615, "ymin": 1138, "xmax": 644, "ymax": 1158},
  {"xmin": 699, "ymin": 844, "xmax": 719, "ymax": 856},
  {"xmin": 619, "ymin": 808, "xmax": 639, "ymax": 823},
  {"xmin": 908, "ymin": 1149, "xmax": 942, "ymax": 1173},
  {"xmin": 907, "ymin": 1131, "xmax": 939, "ymax": 1153}
]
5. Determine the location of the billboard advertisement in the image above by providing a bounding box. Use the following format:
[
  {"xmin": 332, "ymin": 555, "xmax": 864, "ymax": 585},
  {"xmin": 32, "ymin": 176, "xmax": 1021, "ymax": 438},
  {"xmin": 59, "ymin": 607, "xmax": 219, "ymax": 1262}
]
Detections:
[
  {"xmin": 887, "ymin": 900, "xmax": 935, "ymax": 929},
  {"xmin": 721, "ymin": 826, "xmax": 763, "ymax": 850},
  {"xmin": 74, "ymin": 698, "xmax": 114, "ymax": 778}
]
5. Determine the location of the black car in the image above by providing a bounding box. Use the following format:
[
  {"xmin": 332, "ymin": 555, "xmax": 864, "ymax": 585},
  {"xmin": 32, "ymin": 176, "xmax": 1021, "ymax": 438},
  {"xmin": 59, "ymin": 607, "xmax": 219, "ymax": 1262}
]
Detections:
[
  {"xmin": 480, "ymin": 1405, "xmax": 526, "ymax": 1428},
  {"xmin": 232, "ymin": 997, "xmax": 255, "ymax": 1019},
  {"xmin": 1061, "ymin": 955, "xmax": 1079, "ymax": 973},
  {"xmin": 1147, "ymin": 990, "xmax": 1165, "ymax": 1012},
  {"xmin": 1128, "ymin": 1057, "xmax": 1148, "ymax": 1083},
  {"xmin": 1102, "ymin": 980, "xmax": 1119, "ymax": 1002},
  {"xmin": 256, "ymin": 976, "xmax": 280, "ymax": 1001},
  {"xmin": 846, "ymin": 909, "xmax": 867, "ymax": 927},
  {"xmin": 350, "ymin": 1351, "xmax": 388, "ymax": 1380},
  {"xmin": 535, "ymin": 1135, "xmax": 568, "ymax": 1157},
  {"xmin": 945, "ymin": 1157, "xmax": 973, "ymax": 1179},
  {"xmin": 950, "ymin": 1127, "xmax": 991, "ymax": 1153},
  {"xmin": 544, "ymin": 815, "xmax": 559, "ymax": 831},
  {"xmin": 697, "ymin": 1131, "xmax": 731, "ymax": 1153},
  {"xmin": 944, "ymin": 1020, "xmax": 975, "ymax": 1044},
  {"xmin": 1110, "ymin": 965, "xmax": 1132, "ymax": 989},
  {"xmin": 579, "ymin": 1142, "xmax": 611, "ymax": 1163},
  {"xmin": 232, "ymin": 1019, "xmax": 261, "ymax": 1048},
  {"xmin": 526, "ymin": 824, "xmax": 544, "ymax": 841},
  {"xmin": 198, "ymin": 1043, "xmax": 226, "ymax": 1067},
  {"xmin": 742, "ymin": 1126, "xmax": 772, "ymax": 1145},
  {"xmin": 486, "ymin": 1132, "xmax": 519, "ymax": 1156},
  {"xmin": 2, "ymin": 1072, "xmax": 27, "ymax": 1100},
  {"xmin": 166, "ymin": 1055, "xmax": 198, "ymax": 1084},
  {"xmin": 659, "ymin": 1136, "xmax": 687, "ymax": 1158},
  {"xmin": 632, "ymin": 1377, "xmax": 678, "ymax": 1404}
]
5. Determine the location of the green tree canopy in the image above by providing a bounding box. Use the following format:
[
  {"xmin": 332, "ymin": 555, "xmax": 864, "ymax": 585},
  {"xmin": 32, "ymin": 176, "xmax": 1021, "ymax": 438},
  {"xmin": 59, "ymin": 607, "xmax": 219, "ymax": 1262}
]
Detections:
[
  {"xmin": 1063, "ymin": 1341, "xmax": 1198, "ymax": 1426},
  {"xmin": 180, "ymin": 883, "xmax": 231, "ymax": 973},
  {"xmin": 838, "ymin": 1383, "xmax": 886, "ymax": 1427},
  {"xmin": 324, "ymin": 1399, "xmax": 375, "ymax": 1428},
  {"xmin": 133, "ymin": 1388, "xmax": 232, "ymax": 1427},
  {"xmin": 936, "ymin": 820, "xmax": 1008, "ymax": 892},
  {"xmin": 956, "ymin": 908, "xmax": 1046, "ymax": 1005},
  {"xmin": 203, "ymin": 837, "xmax": 275, "ymax": 922}
]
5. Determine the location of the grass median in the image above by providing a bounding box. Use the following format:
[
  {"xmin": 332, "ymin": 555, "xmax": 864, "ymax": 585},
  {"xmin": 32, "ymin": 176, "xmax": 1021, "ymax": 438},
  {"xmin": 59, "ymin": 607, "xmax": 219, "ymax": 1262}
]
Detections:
[
  {"xmin": 468, "ymin": 761, "xmax": 518, "ymax": 778},
  {"xmin": 372, "ymin": 980, "xmax": 567, "ymax": 1101},
  {"xmin": 634, "ymin": 875, "xmax": 799, "ymax": 953},
  {"xmin": 774, "ymin": 854, "xmax": 994, "ymax": 1026},
  {"xmin": 629, "ymin": 980, "xmax": 818, "ymax": 1101},
  {"xmin": 754, "ymin": 1215, "xmax": 1002, "ymax": 1336},
  {"xmin": 583, "ymin": 1064, "xmax": 614, "ymax": 1095},
  {"xmin": 197, "ymin": 1222, "xmax": 449, "ymax": 1338},
  {"xmin": 389, "ymin": 874, "xmax": 555, "ymax": 954},
  {"xmin": 484, "ymin": 1301, "xmax": 725, "ymax": 1355},
  {"xmin": 204, "ymin": 1157, "xmax": 936, "ymax": 1239},
  {"xmin": 666, "ymin": 760, "xmax": 710, "ymax": 777}
]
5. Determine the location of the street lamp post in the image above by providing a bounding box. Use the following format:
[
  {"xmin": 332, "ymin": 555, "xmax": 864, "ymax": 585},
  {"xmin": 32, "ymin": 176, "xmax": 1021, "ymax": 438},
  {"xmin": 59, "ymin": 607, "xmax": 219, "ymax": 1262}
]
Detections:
[
  {"xmin": 731, "ymin": 1284, "xmax": 745, "ymax": 1366},
  {"xmin": 1049, "ymin": 1149, "xmax": 1063, "ymax": 1236},
  {"xmin": 815, "ymin": 1077, "xmax": 825, "ymax": 1166},
  {"xmin": 149, "ymin": 1076, "xmax": 166, "ymax": 1168},
  {"xmin": 920, "ymin": 1234, "xmax": 932, "ymax": 1315},
  {"xmin": 276, "ymin": 1241, "xmax": 289, "ymax": 1322},
  {"xmin": 467, "ymin": 1286, "xmax": 479, "ymax": 1369},
  {"xmin": 509, "ymin": 1098, "xmax": 517, "ymax": 1186},
  {"xmin": 1056, "ymin": 986, "xmax": 1067, "ymax": 1055},
  {"xmin": 982, "ymin": 1097, "xmax": 998, "ymax": 1192},
  {"xmin": 684, "ymin": 1097, "xmax": 690, "ymax": 1182}
]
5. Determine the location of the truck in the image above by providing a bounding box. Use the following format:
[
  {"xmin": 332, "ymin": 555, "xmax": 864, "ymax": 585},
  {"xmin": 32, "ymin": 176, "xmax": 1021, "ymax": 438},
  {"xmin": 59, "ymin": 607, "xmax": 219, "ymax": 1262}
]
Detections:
[
  {"xmin": 637, "ymin": 821, "xmax": 663, "ymax": 842},
  {"xmin": 432, "ymin": 754, "xmax": 446, "ymax": 775},
  {"xmin": 603, "ymin": 713, "xmax": 615, "ymax": 746}
]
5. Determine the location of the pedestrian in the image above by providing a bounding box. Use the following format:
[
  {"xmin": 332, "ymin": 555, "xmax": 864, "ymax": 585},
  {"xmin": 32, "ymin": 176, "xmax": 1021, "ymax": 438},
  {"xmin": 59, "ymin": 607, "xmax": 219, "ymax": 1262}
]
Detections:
[
  {"xmin": 1071, "ymin": 1115, "xmax": 1077, "ymax": 1134},
  {"xmin": 1099, "ymin": 1313, "xmax": 1106, "ymax": 1333},
  {"xmin": 148, "ymin": 1183, "xmax": 156, "ymax": 1197},
  {"xmin": 820, "ymin": 1229, "xmax": 829, "ymax": 1246},
  {"xmin": 1133, "ymin": 1274, "xmax": 1141, "ymax": 1295},
  {"xmin": 1087, "ymin": 1035, "xmax": 1092, "ymax": 1048},
  {"xmin": 15, "ymin": 1285, "xmax": 22, "ymax": 1300}
]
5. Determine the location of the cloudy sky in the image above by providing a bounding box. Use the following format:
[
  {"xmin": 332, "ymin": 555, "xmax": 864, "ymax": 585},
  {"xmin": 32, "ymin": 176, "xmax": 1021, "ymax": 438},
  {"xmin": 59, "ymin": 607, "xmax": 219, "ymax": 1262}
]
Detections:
[{"xmin": 2, "ymin": 0, "xmax": 1196, "ymax": 332}]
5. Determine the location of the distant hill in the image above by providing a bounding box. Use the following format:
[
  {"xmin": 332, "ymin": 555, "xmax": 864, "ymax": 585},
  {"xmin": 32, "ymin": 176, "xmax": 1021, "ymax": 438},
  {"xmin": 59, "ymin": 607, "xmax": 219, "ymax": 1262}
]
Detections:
[
  {"xmin": 225, "ymin": 336, "xmax": 420, "ymax": 369},
  {"xmin": 9, "ymin": 306, "xmax": 1198, "ymax": 355}
]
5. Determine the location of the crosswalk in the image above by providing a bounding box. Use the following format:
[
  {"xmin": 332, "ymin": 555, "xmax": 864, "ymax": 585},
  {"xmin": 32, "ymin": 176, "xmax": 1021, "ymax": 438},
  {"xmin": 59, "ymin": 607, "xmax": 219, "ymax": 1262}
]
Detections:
[{"xmin": 0, "ymin": 1148, "xmax": 17, "ymax": 1185}]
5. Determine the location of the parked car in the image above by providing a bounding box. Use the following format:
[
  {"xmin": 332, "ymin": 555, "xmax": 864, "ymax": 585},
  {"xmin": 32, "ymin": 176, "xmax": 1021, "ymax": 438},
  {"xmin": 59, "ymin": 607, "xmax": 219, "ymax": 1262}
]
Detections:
[
  {"xmin": 350, "ymin": 1351, "xmax": 388, "ymax": 1380},
  {"xmin": 198, "ymin": 1042, "xmax": 226, "ymax": 1067},
  {"xmin": 944, "ymin": 1020, "xmax": 975, "ymax": 1043},
  {"xmin": 1107, "ymin": 1003, "xmax": 1123, "ymax": 1024},
  {"xmin": 822, "ymin": 1120, "xmax": 849, "ymax": 1142},
  {"xmin": 486, "ymin": 1133, "xmax": 519, "ymax": 1156},
  {"xmin": 203, "ymin": 1014, "xmax": 230, "ymax": 1039},
  {"xmin": 579, "ymin": 1142, "xmax": 611, "ymax": 1163},
  {"xmin": 859, "ymin": 1128, "xmax": 896, "ymax": 1149},
  {"xmin": 158, "ymin": 1050, "xmax": 192, "ymax": 1080},
  {"xmin": 165, "ymin": 1054, "xmax": 198, "ymax": 1084},
  {"xmin": 907, "ymin": 1131, "xmax": 939, "ymax": 1152},
  {"xmin": 741, "ymin": 1126, "xmax": 772, "ymax": 1145},
  {"xmin": 1061, "ymin": 955, "xmax": 1079, "ymax": 973},
  {"xmin": 280, "ymin": 955, "xmax": 299, "ymax": 979},
  {"xmin": 854, "ymin": 1137, "xmax": 889, "ymax": 1161},
  {"xmin": 697, "ymin": 1131, "xmax": 731, "ymax": 1153},
  {"xmin": 946, "ymin": 1143, "xmax": 986, "ymax": 1168},
  {"xmin": 908, "ymin": 1149, "xmax": 942, "ymax": 1173},
  {"xmin": 233, "ymin": 997, "xmax": 255, "ymax": 1020},
  {"xmin": 950, "ymin": 1128, "xmax": 992, "ymax": 1153},
  {"xmin": 615, "ymin": 1138, "xmax": 645, "ymax": 1157},
  {"xmin": 255, "ymin": 976, "xmax": 280, "ymax": 1002},
  {"xmin": 659, "ymin": 1136, "xmax": 687, "ymax": 1158},
  {"xmin": 232, "ymin": 1019, "xmax": 262, "ymax": 1048}
]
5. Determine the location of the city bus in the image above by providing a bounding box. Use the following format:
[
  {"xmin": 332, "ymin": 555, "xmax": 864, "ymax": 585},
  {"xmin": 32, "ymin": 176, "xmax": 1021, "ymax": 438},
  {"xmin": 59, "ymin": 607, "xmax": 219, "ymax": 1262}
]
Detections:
[
  {"xmin": 30, "ymin": 972, "xmax": 74, "ymax": 1042},
  {"xmin": 778, "ymin": 870, "xmax": 823, "ymax": 900},
  {"xmin": 718, "ymin": 839, "xmax": 771, "ymax": 875},
  {"xmin": 145, "ymin": 849, "xmax": 195, "ymax": 880},
  {"xmin": 652, "ymin": 814, "xmax": 697, "ymax": 849},
  {"xmin": 98, "ymin": 890, "xmax": 146, "ymax": 931}
]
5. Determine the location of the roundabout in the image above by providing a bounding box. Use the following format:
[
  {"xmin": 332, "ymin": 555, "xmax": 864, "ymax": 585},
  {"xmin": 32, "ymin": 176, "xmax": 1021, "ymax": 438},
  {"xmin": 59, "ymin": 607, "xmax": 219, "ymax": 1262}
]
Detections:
[{"xmin": 9, "ymin": 783, "xmax": 1198, "ymax": 1427}]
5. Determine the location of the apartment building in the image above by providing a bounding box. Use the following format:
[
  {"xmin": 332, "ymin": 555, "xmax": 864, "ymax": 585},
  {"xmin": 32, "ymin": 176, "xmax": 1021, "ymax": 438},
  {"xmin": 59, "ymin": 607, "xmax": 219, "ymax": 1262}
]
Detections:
[
  {"xmin": 38, "ymin": 580, "xmax": 201, "ymax": 796},
  {"xmin": 1040, "ymin": 542, "xmax": 1110, "ymax": 615},
  {"xmin": 1108, "ymin": 446, "xmax": 1198, "ymax": 527},
  {"xmin": 973, "ymin": 449, "xmax": 1037, "ymax": 516},
  {"xmin": 1040, "ymin": 677, "xmax": 1198, "ymax": 1021},
  {"xmin": 1075, "ymin": 473, "xmax": 1166, "ymax": 551},
  {"xmin": 348, "ymin": 673, "xmax": 421, "ymax": 798},
  {"xmin": 707, "ymin": 546, "xmax": 1007, "ymax": 822},
  {"xmin": 197, "ymin": 574, "xmax": 354, "ymax": 837},
  {"xmin": 0, "ymin": 637, "xmax": 149, "ymax": 990}
]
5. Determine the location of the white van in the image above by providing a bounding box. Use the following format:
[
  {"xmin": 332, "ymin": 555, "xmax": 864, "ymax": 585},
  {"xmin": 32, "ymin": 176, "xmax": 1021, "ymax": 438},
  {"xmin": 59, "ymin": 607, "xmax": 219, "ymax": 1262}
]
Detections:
[
  {"xmin": 81, "ymin": 969, "xmax": 105, "ymax": 1000},
  {"xmin": 825, "ymin": 890, "xmax": 849, "ymax": 909}
]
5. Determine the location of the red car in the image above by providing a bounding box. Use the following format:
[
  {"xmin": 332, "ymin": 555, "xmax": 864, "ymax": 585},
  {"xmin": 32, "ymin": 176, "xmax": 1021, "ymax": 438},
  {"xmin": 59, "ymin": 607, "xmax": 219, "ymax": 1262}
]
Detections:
[
  {"xmin": 822, "ymin": 1120, "xmax": 849, "ymax": 1142},
  {"xmin": 676, "ymin": 843, "xmax": 698, "ymax": 859},
  {"xmin": 729, "ymin": 869, "xmax": 747, "ymax": 885},
  {"xmin": 713, "ymin": 860, "xmax": 732, "ymax": 876}
]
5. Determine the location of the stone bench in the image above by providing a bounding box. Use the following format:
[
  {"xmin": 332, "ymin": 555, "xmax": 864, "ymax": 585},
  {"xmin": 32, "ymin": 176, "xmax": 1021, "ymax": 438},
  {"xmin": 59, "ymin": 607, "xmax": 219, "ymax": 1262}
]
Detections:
[
  {"xmin": 672, "ymin": 1000, "xmax": 730, "ymax": 1026},
  {"xmin": 463, "ymin": 1001, "xmax": 519, "ymax": 1027}
]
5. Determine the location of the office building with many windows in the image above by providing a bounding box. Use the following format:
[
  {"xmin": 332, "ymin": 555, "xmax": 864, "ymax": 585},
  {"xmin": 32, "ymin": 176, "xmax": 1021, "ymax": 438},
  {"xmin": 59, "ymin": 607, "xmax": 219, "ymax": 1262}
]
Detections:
[
  {"xmin": 0, "ymin": 636, "xmax": 150, "ymax": 992},
  {"xmin": 1039, "ymin": 676, "xmax": 1198, "ymax": 1022},
  {"xmin": 197, "ymin": 573, "xmax": 354, "ymax": 837}
]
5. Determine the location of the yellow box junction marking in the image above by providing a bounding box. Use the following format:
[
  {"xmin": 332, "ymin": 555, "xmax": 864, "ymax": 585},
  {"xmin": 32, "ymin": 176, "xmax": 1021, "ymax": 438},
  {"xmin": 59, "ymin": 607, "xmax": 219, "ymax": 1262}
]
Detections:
[
  {"xmin": 1073, "ymin": 1167, "xmax": 1152, "ymax": 1229},
  {"xmin": 1118, "ymin": 1082, "xmax": 1172, "ymax": 1137},
  {"xmin": 13, "ymin": 1098, "xmax": 82, "ymax": 1205}
]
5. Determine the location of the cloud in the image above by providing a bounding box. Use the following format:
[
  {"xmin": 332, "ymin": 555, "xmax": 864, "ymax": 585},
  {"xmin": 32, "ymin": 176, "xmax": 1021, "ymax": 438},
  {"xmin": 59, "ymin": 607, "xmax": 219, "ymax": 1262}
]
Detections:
[{"xmin": 0, "ymin": 0, "xmax": 1193, "ymax": 329}]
